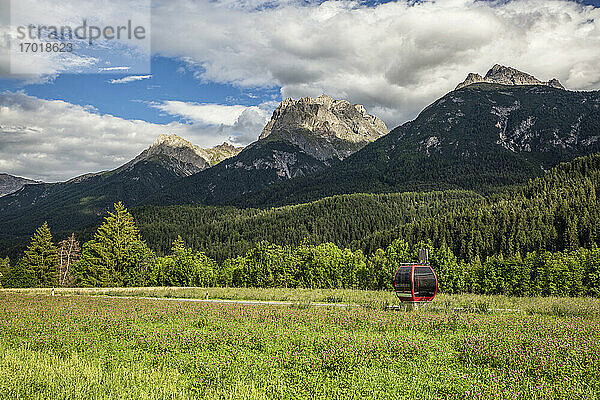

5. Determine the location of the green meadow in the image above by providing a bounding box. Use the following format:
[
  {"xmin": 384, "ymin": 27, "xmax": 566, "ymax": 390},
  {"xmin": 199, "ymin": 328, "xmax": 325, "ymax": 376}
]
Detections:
[{"xmin": 0, "ymin": 290, "xmax": 599, "ymax": 399}]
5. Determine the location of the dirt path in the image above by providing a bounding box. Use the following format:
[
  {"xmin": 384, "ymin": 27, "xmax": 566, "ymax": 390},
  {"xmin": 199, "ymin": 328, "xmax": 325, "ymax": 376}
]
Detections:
[{"xmin": 87, "ymin": 294, "xmax": 357, "ymax": 308}]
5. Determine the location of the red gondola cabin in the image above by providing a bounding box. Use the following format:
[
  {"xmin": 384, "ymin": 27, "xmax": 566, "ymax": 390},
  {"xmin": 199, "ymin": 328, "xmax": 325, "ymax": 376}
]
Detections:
[{"xmin": 393, "ymin": 264, "xmax": 438, "ymax": 302}]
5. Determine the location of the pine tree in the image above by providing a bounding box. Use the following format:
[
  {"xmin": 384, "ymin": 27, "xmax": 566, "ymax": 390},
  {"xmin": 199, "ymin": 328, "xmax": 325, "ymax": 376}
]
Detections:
[
  {"xmin": 20, "ymin": 222, "xmax": 59, "ymax": 287},
  {"xmin": 76, "ymin": 202, "xmax": 154, "ymax": 287}
]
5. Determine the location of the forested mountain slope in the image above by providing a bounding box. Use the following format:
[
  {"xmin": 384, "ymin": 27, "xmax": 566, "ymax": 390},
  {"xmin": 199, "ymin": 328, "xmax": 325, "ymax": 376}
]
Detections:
[
  {"xmin": 133, "ymin": 153, "xmax": 600, "ymax": 263},
  {"xmin": 0, "ymin": 174, "xmax": 42, "ymax": 197},
  {"xmin": 135, "ymin": 190, "xmax": 482, "ymax": 260}
]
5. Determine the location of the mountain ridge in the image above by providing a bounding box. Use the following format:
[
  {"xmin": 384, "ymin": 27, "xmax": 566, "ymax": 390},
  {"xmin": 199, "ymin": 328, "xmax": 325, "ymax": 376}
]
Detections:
[
  {"xmin": 456, "ymin": 64, "xmax": 564, "ymax": 90},
  {"xmin": 0, "ymin": 134, "xmax": 242, "ymax": 236},
  {"xmin": 231, "ymin": 82, "xmax": 600, "ymax": 207},
  {"xmin": 149, "ymin": 94, "xmax": 388, "ymax": 206},
  {"xmin": 125, "ymin": 134, "xmax": 243, "ymax": 176},
  {"xmin": 0, "ymin": 174, "xmax": 42, "ymax": 197}
]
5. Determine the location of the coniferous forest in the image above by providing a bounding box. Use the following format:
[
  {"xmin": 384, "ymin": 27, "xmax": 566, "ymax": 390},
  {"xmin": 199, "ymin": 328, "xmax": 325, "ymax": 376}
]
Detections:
[{"xmin": 2, "ymin": 153, "xmax": 600, "ymax": 296}]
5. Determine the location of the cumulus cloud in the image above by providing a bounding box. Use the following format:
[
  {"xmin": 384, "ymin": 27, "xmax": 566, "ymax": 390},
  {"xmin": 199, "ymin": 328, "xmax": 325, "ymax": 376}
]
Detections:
[
  {"xmin": 151, "ymin": 100, "xmax": 275, "ymax": 144},
  {"xmin": 228, "ymin": 106, "xmax": 274, "ymax": 144},
  {"xmin": 4, "ymin": 0, "xmax": 600, "ymax": 180},
  {"xmin": 5, "ymin": 0, "xmax": 600, "ymax": 128},
  {"xmin": 0, "ymin": 92, "xmax": 271, "ymax": 181},
  {"xmin": 153, "ymin": 102, "xmax": 256, "ymax": 125},
  {"xmin": 109, "ymin": 75, "xmax": 152, "ymax": 84},
  {"xmin": 151, "ymin": 0, "xmax": 600, "ymax": 127}
]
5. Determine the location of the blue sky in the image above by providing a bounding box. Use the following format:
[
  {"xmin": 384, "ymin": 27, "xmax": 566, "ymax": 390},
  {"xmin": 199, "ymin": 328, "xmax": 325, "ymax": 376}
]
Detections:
[
  {"xmin": 1, "ymin": 0, "xmax": 600, "ymax": 181},
  {"xmin": 0, "ymin": 56, "xmax": 280, "ymax": 125}
]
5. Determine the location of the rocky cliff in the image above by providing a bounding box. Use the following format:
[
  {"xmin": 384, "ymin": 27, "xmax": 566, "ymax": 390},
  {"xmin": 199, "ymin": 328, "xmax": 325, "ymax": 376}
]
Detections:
[
  {"xmin": 259, "ymin": 94, "xmax": 388, "ymax": 161},
  {"xmin": 150, "ymin": 95, "xmax": 388, "ymax": 205},
  {"xmin": 456, "ymin": 65, "xmax": 564, "ymax": 90},
  {"xmin": 128, "ymin": 134, "xmax": 243, "ymax": 176}
]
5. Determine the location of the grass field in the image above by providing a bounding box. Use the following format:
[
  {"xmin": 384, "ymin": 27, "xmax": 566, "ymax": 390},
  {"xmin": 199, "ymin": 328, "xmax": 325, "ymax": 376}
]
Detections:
[
  {"xmin": 7, "ymin": 286, "xmax": 600, "ymax": 317},
  {"xmin": 0, "ymin": 291, "xmax": 599, "ymax": 399}
]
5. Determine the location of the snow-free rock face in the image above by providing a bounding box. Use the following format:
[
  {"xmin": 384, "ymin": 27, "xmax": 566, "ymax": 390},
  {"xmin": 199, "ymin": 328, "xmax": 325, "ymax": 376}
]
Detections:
[
  {"xmin": 456, "ymin": 65, "xmax": 565, "ymax": 90},
  {"xmin": 457, "ymin": 73, "xmax": 485, "ymax": 89},
  {"xmin": 259, "ymin": 94, "xmax": 388, "ymax": 161},
  {"xmin": 0, "ymin": 174, "xmax": 41, "ymax": 196},
  {"xmin": 150, "ymin": 95, "xmax": 389, "ymax": 205},
  {"xmin": 128, "ymin": 134, "xmax": 243, "ymax": 176}
]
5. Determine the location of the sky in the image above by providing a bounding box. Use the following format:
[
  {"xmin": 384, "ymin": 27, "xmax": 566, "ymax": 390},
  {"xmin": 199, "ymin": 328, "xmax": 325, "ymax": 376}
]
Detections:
[{"xmin": 1, "ymin": 0, "xmax": 600, "ymax": 181}]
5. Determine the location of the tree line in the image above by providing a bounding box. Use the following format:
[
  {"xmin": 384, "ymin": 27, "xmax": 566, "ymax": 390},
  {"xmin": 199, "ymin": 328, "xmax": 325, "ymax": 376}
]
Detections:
[{"xmin": 1, "ymin": 202, "xmax": 599, "ymax": 297}]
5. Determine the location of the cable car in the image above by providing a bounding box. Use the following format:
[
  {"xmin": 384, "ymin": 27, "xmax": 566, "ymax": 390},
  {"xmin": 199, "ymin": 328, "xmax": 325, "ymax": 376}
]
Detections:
[{"xmin": 393, "ymin": 262, "xmax": 438, "ymax": 303}]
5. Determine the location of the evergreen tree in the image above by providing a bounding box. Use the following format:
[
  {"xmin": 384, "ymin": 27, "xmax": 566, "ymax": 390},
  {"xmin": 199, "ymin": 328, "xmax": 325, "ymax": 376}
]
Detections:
[
  {"xmin": 19, "ymin": 222, "xmax": 58, "ymax": 287},
  {"xmin": 367, "ymin": 239, "xmax": 412, "ymax": 290},
  {"xmin": 0, "ymin": 257, "xmax": 9, "ymax": 288},
  {"xmin": 75, "ymin": 202, "xmax": 153, "ymax": 287},
  {"xmin": 583, "ymin": 246, "xmax": 600, "ymax": 296},
  {"xmin": 4, "ymin": 259, "xmax": 34, "ymax": 288},
  {"xmin": 431, "ymin": 244, "xmax": 463, "ymax": 294}
]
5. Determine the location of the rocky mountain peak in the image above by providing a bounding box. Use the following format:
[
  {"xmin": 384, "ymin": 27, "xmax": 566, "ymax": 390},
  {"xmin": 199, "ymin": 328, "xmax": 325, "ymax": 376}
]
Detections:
[
  {"xmin": 456, "ymin": 65, "xmax": 565, "ymax": 90},
  {"xmin": 548, "ymin": 78, "xmax": 565, "ymax": 90},
  {"xmin": 259, "ymin": 94, "xmax": 388, "ymax": 161},
  {"xmin": 212, "ymin": 142, "xmax": 237, "ymax": 152},
  {"xmin": 153, "ymin": 133, "xmax": 196, "ymax": 148},
  {"xmin": 126, "ymin": 134, "xmax": 243, "ymax": 177},
  {"xmin": 203, "ymin": 142, "xmax": 244, "ymax": 165},
  {"xmin": 148, "ymin": 134, "xmax": 242, "ymax": 165}
]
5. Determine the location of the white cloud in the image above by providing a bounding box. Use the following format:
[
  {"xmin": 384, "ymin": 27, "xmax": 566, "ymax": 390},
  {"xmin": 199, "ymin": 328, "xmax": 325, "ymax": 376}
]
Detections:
[
  {"xmin": 2, "ymin": 0, "xmax": 151, "ymax": 78},
  {"xmin": 100, "ymin": 66, "xmax": 131, "ymax": 71},
  {"xmin": 3, "ymin": 0, "xmax": 600, "ymax": 181},
  {"xmin": 151, "ymin": 100, "xmax": 275, "ymax": 144},
  {"xmin": 153, "ymin": 101, "xmax": 255, "ymax": 125},
  {"xmin": 152, "ymin": 101, "xmax": 274, "ymax": 126},
  {"xmin": 109, "ymin": 75, "xmax": 152, "ymax": 84},
  {"xmin": 4, "ymin": 0, "xmax": 600, "ymax": 128},
  {"xmin": 150, "ymin": 0, "xmax": 600, "ymax": 128},
  {"xmin": 0, "ymin": 92, "xmax": 271, "ymax": 181},
  {"xmin": 229, "ymin": 105, "xmax": 276, "ymax": 144}
]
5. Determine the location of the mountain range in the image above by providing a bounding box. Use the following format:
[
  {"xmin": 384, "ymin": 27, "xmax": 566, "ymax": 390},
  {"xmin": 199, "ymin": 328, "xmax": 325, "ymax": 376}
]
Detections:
[
  {"xmin": 152, "ymin": 94, "xmax": 388, "ymax": 205},
  {"xmin": 235, "ymin": 80, "xmax": 600, "ymax": 207},
  {"xmin": 0, "ymin": 136, "xmax": 242, "ymax": 236},
  {"xmin": 1, "ymin": 64, "xmax": 599, "ymax": 241},
  {"xmin": 0, "ymin": 94, "xmax": 386, "ymax": 235}
]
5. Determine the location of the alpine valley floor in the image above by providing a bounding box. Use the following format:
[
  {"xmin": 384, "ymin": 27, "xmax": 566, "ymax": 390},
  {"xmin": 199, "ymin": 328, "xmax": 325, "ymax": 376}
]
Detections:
[{"xmin": 0, "ymin": 290, "xmax": 599, "ymax": 399}]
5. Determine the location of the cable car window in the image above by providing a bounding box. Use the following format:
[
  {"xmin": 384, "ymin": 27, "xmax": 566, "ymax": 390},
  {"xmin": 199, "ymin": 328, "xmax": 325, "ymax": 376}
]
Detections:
[
  {"xmin": 414, "ymin": 266, "xmax": 436, "ymax": 298},
  {"xmin": 395, "ymin": 267, "xmax": 411, "ymax": 293}
]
